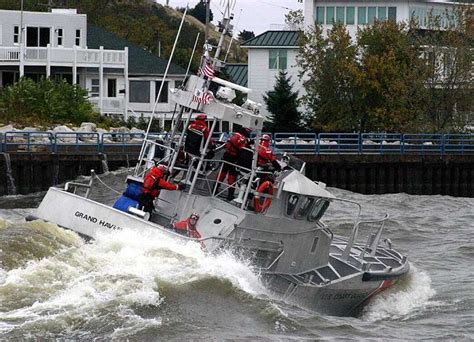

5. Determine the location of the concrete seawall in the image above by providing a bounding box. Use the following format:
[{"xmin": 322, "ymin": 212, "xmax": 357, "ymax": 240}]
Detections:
[
  {"xmin": 0, "ymin": 153, "xmax": 136, "ymax": 196},
  {"xmin": 0, "ymin": 153, "xmax": 473, "ymax": 197}
]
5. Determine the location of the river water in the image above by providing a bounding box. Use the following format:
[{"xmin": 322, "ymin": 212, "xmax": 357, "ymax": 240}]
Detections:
[{"xmin": 0, "ymin": 169, "xmax": 473, "ymax": 340}]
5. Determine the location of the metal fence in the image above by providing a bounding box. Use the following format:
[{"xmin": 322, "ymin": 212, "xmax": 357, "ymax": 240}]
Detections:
[{"xmin": 0, "ymin": 131, "xmax": 473, "ymax": 155}]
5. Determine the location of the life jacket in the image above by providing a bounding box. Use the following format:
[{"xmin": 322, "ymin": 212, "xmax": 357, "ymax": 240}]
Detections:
[
  {"xmin": 225, "ymin": 132, "xmax": 247, "ymax": 158},
  {"xmin": 142, "ymin": 167, "xmax": 178, "ymax": 198},
  {"xmin": 257, "ymin": 145, "xmax": 276, "ymax": 167},
  {"xmin": 188, "ymin": 120, "xmax": 210, "ymax": 141}
]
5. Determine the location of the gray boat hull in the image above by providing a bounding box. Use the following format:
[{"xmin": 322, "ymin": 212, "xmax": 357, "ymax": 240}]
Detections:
[{"xmin": 31, "ymin": 187, "xmax": 410, "ymax": 317}]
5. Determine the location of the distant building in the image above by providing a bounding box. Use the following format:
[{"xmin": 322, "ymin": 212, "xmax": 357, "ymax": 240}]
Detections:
[
  {"xmin": 241, "ymin": 31, "xmax": 301, "ymax": 119},
  {"xmin": 0, "ymin": 8, "xmax": 186, "ymax": 124},
  {"xmin": 304, "ymin": 0, "xmax": 461, "ymax": 39},
  {"xmin": 242, "ymin": 0, "xmax": 468, "ymax": 120}
]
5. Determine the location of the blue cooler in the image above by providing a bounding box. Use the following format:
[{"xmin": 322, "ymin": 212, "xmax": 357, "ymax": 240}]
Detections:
[
  {"xmin": 113, "ymin": 195, "xmax": 139, "ymax": 213},
  {"xmin": 123, "ymin": 181, "xmax": 142, "ymax": 201}
]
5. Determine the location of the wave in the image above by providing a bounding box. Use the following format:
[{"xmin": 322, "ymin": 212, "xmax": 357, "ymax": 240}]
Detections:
[
  {"xmin": 0, "ymin": 222, "xmax": 269, "ymax": 339},
  {"xmin": 361, "ymin": 264, "xmax": 438, "ymax": 322}
]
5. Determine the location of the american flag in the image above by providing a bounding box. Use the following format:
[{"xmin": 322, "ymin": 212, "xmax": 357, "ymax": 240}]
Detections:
[
  {"xmin": 192, "ymin": 89, "xmax": 214, "ymax": 105},
  {"xmin": 199, "ymin": 62, "xmax": 215, "ymax": 80}
]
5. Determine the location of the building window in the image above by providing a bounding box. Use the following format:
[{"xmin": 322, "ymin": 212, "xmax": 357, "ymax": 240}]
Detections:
[
  {"xmin": 75, "ymin": 29, "xmax": 81, "ymax": 46},
  {"xmin": 155, "ymin": 81, "xmax": 168, "ymax": 103},
  {"xmin": 368, "ymin": 7, "xmax": 377, "ymax": 25},
  {"xmin": 326, "ymin": 7, "xmax": 335, "ymax": 24},
  {"xmin": 13, "ymin": 26, "xmax": 19, "ymax": 44},
  {"xmin": 269, "ymin": 49, "xmax": 287, "ymax": 70},
  {"xmin": 90, "ymin": 79, "xmax": 100, "ymax": 97},
  {"xmin": 316, "ymin": 6, "xmax": 325, "ymax": 25},
  {"xmin": 378, "ymin": 7, "xmax": 387, "ymax": 21},
  {"xmin": 358, "ymin": 7, "xmax": 367, "ymax": 25},
  {"xmin": 26, "ymin": 27, "xmax": 51, "ymax": 47},
  {"xmin": 130, "ymin": 81, "xmax": 150, "ymax": 103},
  {"xmin": 336, "ymin": 7, "xmax": 345, "ymax": 24},
  {"xmin": 346, "ymin": 7, "xmax": 355, "ymax": 25},
  {"xmin": 388, "ymin": 7, "xmax": 397, "ymax": 21},
  {"xmin": 57, "ymin": 28, "xmax": 63, "ymax": 46}
]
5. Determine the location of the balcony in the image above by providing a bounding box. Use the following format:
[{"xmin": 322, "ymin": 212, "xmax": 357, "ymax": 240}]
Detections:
[{"xmin": 0, "ymin": 45, "xmax": 126, "ymax": 67}]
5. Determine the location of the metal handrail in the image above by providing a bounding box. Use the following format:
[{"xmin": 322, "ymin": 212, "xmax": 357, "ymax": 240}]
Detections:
[
  {"xmin": 342, "ymin": 213, "xmax": 389, "ymax": 261},
  {"xmin": 1, "ymin": 131, "xmax": 473, "ymax": 155}
]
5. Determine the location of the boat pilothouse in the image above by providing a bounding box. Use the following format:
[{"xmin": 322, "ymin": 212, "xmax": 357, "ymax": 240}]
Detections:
[{"xmin": 31, "ymin": 1, "xmax": 409, "ymax": 316}]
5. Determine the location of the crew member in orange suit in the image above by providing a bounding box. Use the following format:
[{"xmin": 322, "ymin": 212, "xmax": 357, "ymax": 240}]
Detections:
[{"xmin": 173, "ymin": 212, "xmax": 201, "ymax": 238}]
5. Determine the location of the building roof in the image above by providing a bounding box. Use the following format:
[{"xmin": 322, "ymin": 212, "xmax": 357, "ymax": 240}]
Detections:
[
  {"xmin": 224, "ymin": 63, "xmax": 248, "ymax": 87},
  {"xmin": 87, "ymin": 25, "xmax": 186, "ymax": 76},
  {"xmin": 241, "ymin": 30, "xmax": 301, "ymax": 48}
]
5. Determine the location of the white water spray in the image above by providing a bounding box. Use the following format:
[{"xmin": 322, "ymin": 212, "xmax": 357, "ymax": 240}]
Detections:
[
  {"xmin": 362, "ymin": 264, "xmax": 437, "ymax": 321},
  {"xmin": 0, "ymin": 225, "xmax": 267, "ymax": 335}
]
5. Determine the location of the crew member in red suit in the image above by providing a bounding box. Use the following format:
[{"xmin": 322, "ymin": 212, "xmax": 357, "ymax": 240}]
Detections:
[
  {"xmin": 188, "ymin": 114, "xmax": 215, "ymax": 162},
  {"xmin": 215, "ymin": 127, "xmax": 251, "ymax": 200},
  {"xmin": 173, "ymin": 212, "xmax": 201, "ymax": 238},
  {"xmin": 139, "ymin": 164, "xmax": 185, "ymax": 214},
  {"xmin": 257, "ymin": 134, "xmax": 281, "ymax": 181},
  {"xmin": 188, "ymin": 114, "xmax": 210, "ymax": 142}
]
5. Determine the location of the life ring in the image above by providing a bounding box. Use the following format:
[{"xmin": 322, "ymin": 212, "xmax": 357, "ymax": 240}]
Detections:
[{"xmin": 254, "ymin": 181, "xmax": 274, "ymax": 213}]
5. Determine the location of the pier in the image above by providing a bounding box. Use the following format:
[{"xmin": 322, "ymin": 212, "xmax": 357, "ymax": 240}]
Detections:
[{"xmin": 0, "ymin": 132, "xmax": 473, "ymax": 197}]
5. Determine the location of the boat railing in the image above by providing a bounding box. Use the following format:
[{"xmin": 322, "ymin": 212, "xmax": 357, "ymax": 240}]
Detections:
[
  {"xmin": 184, "ymin": 157, "xmax": 275, "ymax": 209},
  {"xmin": 64, "ymin": 170, "xmax": 96, "ymax": 198},
  {"xmin": 135, "ymin": 139, "xmax": 176, "ymax": 178},
  {"xmin": 341, "ymin": 214, "xmax": 389, "ymax": 261}
]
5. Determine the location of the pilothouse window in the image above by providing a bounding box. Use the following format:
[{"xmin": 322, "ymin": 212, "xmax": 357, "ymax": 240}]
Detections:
[
  {"xmin": 286, "ymin": 194, "xmax": 299, "ymax": 216},
  {"xmin": 309, "ymin": 199, "xmax": 330, "ymax": 222},
  {"xmin": 296, "ymin": 197, "xmax": 314, "ymax": 219}
]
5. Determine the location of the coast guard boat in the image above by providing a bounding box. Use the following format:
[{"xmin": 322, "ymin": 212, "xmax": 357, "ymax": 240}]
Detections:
[{"xmin": 30, "ymin": 2, "xmax": 409, "ymax": 316}]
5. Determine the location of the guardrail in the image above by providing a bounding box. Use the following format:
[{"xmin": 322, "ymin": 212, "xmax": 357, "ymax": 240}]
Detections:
[{"xmin": 0, "ymin": 131, "xmax": 473, "ymax": 155}]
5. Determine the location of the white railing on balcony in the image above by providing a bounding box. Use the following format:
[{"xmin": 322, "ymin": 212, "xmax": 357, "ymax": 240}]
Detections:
[
  {"xmin": 0, "ymin": 47, "xmax": 20, "ymax": 61},
  {"xmin": 0, "ymin": 45, "xmax": 126, "ymax": 66},
  {"xmin": 89, "ymin": 97, "xmax": 125, "ymax": 114}
]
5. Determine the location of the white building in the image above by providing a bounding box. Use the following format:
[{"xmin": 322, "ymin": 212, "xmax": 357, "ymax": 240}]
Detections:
[
  {"xmin": 304, "ymin": 0, "xmax": 458, "ymax": 39},
  {"xmin": 242, "ymin": 0, "xmax": 461, "ymax": 119},
  {"xmin": 241, "ymin": 31, "xmax": 302, "ymax": 119},
  {"xmin": 0, "ymin": 8, "xmax": 186, "ymax": 124}
]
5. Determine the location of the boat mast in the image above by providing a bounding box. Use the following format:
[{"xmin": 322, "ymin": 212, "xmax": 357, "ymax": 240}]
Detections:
[
  {"xmin": 186, "ymin": 0, "xmax": 234, "ymax": 197},
  {"xmin": 134, "ymin": 4, "xmax": 190, "ymax": 176}
]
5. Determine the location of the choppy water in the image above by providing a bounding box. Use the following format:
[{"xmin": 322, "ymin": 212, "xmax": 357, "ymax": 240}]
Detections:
[{"xmin": 0, "ymin": 169, "xmax": 473, "ymax": 340}]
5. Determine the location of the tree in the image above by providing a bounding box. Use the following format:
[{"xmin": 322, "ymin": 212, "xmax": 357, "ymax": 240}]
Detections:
[
  {"xmin": 297, "ymin": 24, "xmax": 361, "ymax": 131},
  {"xmin": 189, "ymin": 0, "xmax": 213, "ymax": 25},
  {"xmin": 285, "ymin": 9, "xmax": 304, "ymax": 31},
  {"xmin": 0, "ymin": 77, "xmax": 97, "ymax": 126},
  {"xmin": 238, "ymin": 30, "xmax": 255, "ymax": 43},
  {"xmin": 420, "ymin": 7, "xmax": 474, "ymax": 132},
  {"xmin": 263, "ymin": 71, "xmax": 302, "ymax": 132},
  {"xmin": 355, "ymin": 20, "xmax": 428, "ymax": 132}
]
